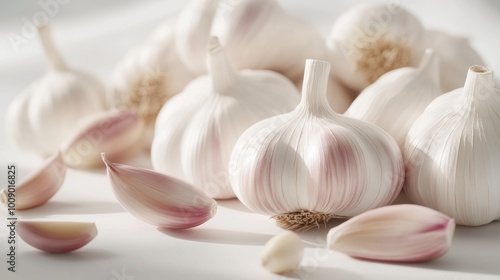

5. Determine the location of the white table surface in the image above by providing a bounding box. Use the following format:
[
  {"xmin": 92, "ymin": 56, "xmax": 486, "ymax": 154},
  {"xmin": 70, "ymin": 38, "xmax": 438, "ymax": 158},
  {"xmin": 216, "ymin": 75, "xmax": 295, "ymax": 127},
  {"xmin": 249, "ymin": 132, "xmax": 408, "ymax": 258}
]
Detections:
[{"xmin": 1, "ymin": 1, "xmax": 499, "ymax": 279}]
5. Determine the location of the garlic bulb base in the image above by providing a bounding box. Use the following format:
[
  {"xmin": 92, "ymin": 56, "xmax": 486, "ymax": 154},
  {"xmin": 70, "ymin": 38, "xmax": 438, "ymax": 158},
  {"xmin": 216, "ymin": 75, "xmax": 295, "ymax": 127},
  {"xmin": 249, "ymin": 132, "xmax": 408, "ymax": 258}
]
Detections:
[{"xmin": 273, "ymin": 210, "xmax": 345, "ymax": 231}]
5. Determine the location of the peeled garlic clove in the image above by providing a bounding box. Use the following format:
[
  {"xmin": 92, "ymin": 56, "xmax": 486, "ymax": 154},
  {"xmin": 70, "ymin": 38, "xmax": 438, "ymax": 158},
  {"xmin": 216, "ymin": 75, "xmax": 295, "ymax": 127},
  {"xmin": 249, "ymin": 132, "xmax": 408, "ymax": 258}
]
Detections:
[
  {"xmin": 61, "ymin": 110, "xmax": 145, "ymax": 169},
  {"xmin": 229, "ymin": 59, "xmax": 404, "ymax": 230},
  {"xmin": 5, "ymin": 24, "xmax": 106, "ymax": 157},
  {"xmin": 102, "ymin": 153, "xmax": 217, "ymax": 229},
  {"xmin": 0, "ymin": 152, "xmax": 65, "ymax": 210},
  {"xmin": 327, "ymin": 3, "xmax": 425, "ymax": 92},
  {"xmin": 346, "ymin": 49, "xmax": 441, "ymax": 150},
  {"xmin": 17, "ymin": 221, "xmax": 98, "ymax": 253},
  {"xmin": 327, "ymin": 204, "xmax": 455, "ymax": 262},
  {"xmin": 262, "ymin": 231, "xmax": 303, "ymax": 274},
  {"xmin": 152, "ymin": 37, "xmax": 299, "ymax": 199},
  {"xmin": 425, "ymin": 30, "xmax": 485, "ymax": 92},
  {"xmin": 405, "ymin": 66, "xmax": 500, "ymax": 226}
]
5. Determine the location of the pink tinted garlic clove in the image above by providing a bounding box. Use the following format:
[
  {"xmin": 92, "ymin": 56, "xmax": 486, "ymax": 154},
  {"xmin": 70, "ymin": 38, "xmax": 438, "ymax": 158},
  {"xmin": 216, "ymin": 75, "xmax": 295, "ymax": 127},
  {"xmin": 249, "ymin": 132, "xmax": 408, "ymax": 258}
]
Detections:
[
  {"xmin": 102, "ymin": 153, "xmax": 217, "ymax": 229},
  {"xmin": 327, "ymin": 204, "xmax": 455, "ymax": 262},
  {"xmin": 17, "ymin": 221, "xmax": 97, "ymax": 253}
]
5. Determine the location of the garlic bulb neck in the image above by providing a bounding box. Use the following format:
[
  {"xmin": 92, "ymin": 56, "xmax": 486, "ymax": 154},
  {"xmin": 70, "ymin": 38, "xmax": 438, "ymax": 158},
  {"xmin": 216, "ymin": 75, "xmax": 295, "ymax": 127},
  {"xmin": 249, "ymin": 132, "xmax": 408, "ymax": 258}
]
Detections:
[
  {"xmin": 298, "ymin": 60, "xmax": 335, "ymax": 117},
  {"xmin": 208, "ymin": 37, "xmax": 237, "ymax": 93},
  {"xmin": 418, "ymin": 49, "xmax": 440, "ymax": 83},
  {"xmin": 462, "ymin": 66, "xmax": 494, "ymax": 107},
  {"xmin": 38, "ymin": 24, "xmax": 67, "ymax": 71}
]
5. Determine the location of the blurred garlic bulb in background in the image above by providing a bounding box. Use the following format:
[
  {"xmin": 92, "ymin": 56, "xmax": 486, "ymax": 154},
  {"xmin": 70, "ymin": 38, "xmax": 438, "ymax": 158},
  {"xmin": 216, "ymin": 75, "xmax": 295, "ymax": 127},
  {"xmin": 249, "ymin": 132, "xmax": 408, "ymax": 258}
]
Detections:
[
  {"xmin": 5, "ymin": 24, "xmax": 106, "ymax": 157},
  {"xmin": 175, "ymin": 0, "xmax": 329, "ymax": 84},
  {"xmin": 346, "ymin": 49, "xmax": 441, "ymax": 150},
  {"xmin": 405, "ymin": 66, "xmax": 500, "ymax": 226},
  {"xmin": 152, "ymin": 37, "xmax": 300, "ymax": 199},
  {"xmin": 425, "ymin": 30, "xmax": 485, "ymax": 92},
  {"xmin": 327, "ymin": 2, "xmax": 425, "ymax": 93},
  {"xmin": 110, "ymin": 19, "xmax": 195, "ymax": 147},
  {"xmin": 229, "ymin": 60, "xmax": 404, "ymax": 230}
]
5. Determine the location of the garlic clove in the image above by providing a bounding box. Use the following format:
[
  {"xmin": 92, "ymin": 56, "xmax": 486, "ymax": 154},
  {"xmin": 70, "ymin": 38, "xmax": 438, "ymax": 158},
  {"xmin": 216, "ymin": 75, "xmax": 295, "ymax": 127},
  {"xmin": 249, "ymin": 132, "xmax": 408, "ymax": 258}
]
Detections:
[
  {"xmin": 102, "ymin": 153, "xmax": 217, "ymax": 229},
  {"xmin": 16, "ymin": 221, "xmax": 98, "ymax": 253},
  {"xmin": 327, "ymin": 204, "xmax": 455, "ymax": 262},
  {"xmin": 0, "ymin": 152, "xmax": 65, "ymax": 210},
  {"xmin": 261, "ymin": 231, "xmax": 304, "ymax": 274},
  {"xmin": 61, "ymin": 110, "xmax": 145, "ymax": 169}
]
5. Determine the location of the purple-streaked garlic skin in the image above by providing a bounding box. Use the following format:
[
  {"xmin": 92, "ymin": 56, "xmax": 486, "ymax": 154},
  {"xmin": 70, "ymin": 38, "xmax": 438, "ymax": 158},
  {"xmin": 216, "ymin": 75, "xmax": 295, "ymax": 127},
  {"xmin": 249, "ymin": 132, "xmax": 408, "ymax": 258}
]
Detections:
[
  {"xmin": 327, "ymin": 204, "xmax": 455, "ymax": 262},
  {"xmin": 17, "ymin": 221, "xmax": 97, "ymax": 253},
  {"xmin": 0, "ymin": 152, "xmax": 66, "ymax": 210},
  {"xmin": 102, "ymin": 154, "xmax": 217, "ymax": 229}
]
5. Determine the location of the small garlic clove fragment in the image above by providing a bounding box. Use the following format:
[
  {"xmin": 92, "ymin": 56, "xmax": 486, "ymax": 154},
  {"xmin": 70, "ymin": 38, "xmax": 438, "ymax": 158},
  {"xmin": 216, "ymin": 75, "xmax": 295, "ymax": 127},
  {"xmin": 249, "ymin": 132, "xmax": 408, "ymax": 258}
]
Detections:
[
  {"xmin": 17, "ymin": 221, "xmax": 97, "ymax": 253},
  {"xmin": 327, "ymin": 204, "xmax": 455, "ymax": 262},
  {"xmin": 102, "ymin": 153, "xmax": 217, "ymax": 229},
  {"xmin": 0, "ymin": 152, "xmax": 65, "ymax": 210},
  {"xmin": 261, "ymin": 231, "xmax": 304, "ymax": 274},
  {"xmin": 61, "ymin": 110, "xmax": 145, "ymax": 169}
]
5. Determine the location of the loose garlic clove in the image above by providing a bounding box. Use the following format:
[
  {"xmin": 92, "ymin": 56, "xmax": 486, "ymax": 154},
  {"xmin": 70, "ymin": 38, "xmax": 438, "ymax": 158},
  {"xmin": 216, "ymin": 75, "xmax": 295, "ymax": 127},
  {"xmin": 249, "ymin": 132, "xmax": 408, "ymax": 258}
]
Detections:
[
  {"xmin": 261, "ymin": 231, "xmax": 303, "ymax": 274},
  {"xmin": 60, "ymin": 110, "xmax": 145, "ymax": 169},
  {"xmin": 0, "ymin": 152, "xmax": 65, "ymax": 210},
  {"xmin": 327, "ymin": 204, "xmax": 455, "ymax": 262},
  {"xmin": 17, "ymin": 221, "xmax": 98, "ymax": 253},
  {"xmin": 102, "ymin": 153, "xmax": 217, "ymax": 229}
]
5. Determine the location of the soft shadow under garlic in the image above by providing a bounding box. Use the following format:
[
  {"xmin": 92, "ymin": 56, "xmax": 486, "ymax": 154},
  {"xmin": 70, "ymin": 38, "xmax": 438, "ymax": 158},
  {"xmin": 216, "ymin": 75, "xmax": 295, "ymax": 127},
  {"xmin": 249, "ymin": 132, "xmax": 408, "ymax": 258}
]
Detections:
[
  {"xmin": 289, "ymin": 266, "xmax": 364, "ymax": 280},
  {"xmin": 17, "ymin": 201, "xmax": 125, "ymax": 218},
  {"xmin": 158, "ymin": 228, "xmax": 275, "ymax": 246},
  {"xmin": 216, "ymin": 199, "xmax": 254, "ymax": 214}
]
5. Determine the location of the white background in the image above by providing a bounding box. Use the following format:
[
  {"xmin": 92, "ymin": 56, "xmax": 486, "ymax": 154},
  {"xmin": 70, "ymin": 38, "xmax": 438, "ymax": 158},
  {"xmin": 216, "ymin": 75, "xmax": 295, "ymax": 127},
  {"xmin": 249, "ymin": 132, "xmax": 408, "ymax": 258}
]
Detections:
[{"xmin": 1, "ymin": 0, "xmax": 499, "ymax": 279}]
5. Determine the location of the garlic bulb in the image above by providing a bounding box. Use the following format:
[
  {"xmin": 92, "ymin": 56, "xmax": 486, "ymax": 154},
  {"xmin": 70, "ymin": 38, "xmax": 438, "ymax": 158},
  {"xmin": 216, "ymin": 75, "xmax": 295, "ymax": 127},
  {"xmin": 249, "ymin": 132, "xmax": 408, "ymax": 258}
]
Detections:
[
  {"xmin": 17, "ymin": 221, "xmax": 97, "ymax": 253},
  {"xmin": 175, "ymin": 0, "xmax": 328, "ymax": 83},
  {"xmin": 152, "ymin": 37, "xmax": 300, "ymax": 199},
  {"xmin": 110, "ymin": 19, "xmax": 194, "ymax": 145},
  {"xmin": 5, "ymin": 24, "xmax": 106, "ymax": 157},
  {"xmin": 261, "ymin": 231, "xmax": 303, "ymax": 274},
  {"xmin": 0, "ymin": 152, "xmax": 65, "ymax": 210},
  {"xmin": 405, "ymin": 66, "xmax": 500, "ymax": 226},
  {"xmin": 346, "ymin": 49, "xmax": 441, "ymax": 150},
  {"xmin": 327, "ymin": 3, "xmax": 425, "ymax": 92},
  {"xmin": 327, "ymin": 204, "xmax": 455, "ymax": 262},
  {"xmin": 102, "ymin": 154, "xmax": 217, "ymax": 229},
  {"xmin": 229, "ymin": 59, "xmax": 404, "ymax": 230},
  {"xmin": 425, "ymin": 30, "xmax": 485, "ymax": 92}
]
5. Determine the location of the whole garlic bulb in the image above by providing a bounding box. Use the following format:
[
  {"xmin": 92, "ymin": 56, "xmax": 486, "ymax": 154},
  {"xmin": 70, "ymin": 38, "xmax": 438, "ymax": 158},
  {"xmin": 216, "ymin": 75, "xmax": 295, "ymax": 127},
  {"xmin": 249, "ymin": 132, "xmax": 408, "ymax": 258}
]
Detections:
[
  {"xmin": 346, "ymin": 49, "xmax": 441, "ymax": 150},
  {"xmin": 425, "ymin": 30, "xmax": 485, "ymax": 92},
  {"xmin": 110, "ymin": 19, "xmax": 194, "ymax": 146},
  {"xmin": 405, "ymin": 66, "xmax": 500, "ymax": 226},
  {"xmin": 229, "ymin": 59, "xmax": 404, "ymax": 230},
  {"xmin": 327, "ymin": 3, "xmax": 425, "ymax": 92},
  {"xmin": 5, "ymin": 24, "xmax": 106, "ymax": 157},
  {"xmin": 175, "ymin": 0, "xmax": 328, "ymax": 84},
  {"xmin": 151, "ymin": 37, "xmax": 300, "ymax": 199}
]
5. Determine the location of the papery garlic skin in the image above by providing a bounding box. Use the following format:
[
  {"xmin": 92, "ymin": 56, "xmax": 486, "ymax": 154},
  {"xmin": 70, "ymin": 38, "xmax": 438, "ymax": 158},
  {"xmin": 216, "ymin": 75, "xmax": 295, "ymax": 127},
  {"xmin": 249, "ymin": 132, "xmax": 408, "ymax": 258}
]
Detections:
[
  {"xmin": 327, "ymin": 204, "xmax": 455, "ymax": 262},
  {"xmin": 111, "ymin": 19, "xmax": 194, "ymax": 146},
  {"xmin": 346, "ymin": 49, "xmax": 441, "ymax": 150},
  {"xmin": 102, "ymin": 154, "xmax": 217, "ymax": 229},
  {"xmin": 5, "ymin": 24, "xmax": 106, "ymax": 157},
  {"xmin": 261, "ymin": 231, "xmax": 303, "ymax": 274},
  {"xmin": 0, "ymin": 152, "xmax": 65, "ymax": 210},
  {"xmin": 425, "ymin": 30, "xmax": 485, "ymax": 92},
  {"xmin": 327, "ymin": 3, "xmax": 425, "ymax": 92},
  {"xmin": 229, "ymin": 59, "xmax": 404, "ymax": 230},
  {"xmin": 60, "ymin": 110, "xmax": 145, "ymax": 169},
  {"xmin": 152, "ymin": 37, "xmax": 299, "ymax": 199},
  {"xmin": 17, "ymin": 221, "xmax": 97, "ymax": 253},
  {"xmin": 405, "ymin": 66, "xmax": 500, "ymax": 226}
]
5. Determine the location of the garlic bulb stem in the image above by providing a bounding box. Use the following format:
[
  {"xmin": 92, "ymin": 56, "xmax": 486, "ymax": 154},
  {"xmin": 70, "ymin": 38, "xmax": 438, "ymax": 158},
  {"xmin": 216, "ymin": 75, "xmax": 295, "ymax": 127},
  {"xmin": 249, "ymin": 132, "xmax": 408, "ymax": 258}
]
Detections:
[
  {"xmin": 208, "ymin": 37, "xmax": 237, "ymax": 93},
  {"xmin": 299, "ymin": 60, "xmax": 333, "ymax": 116},
  {"xmin": 37, "ymin": 24, "xmax": 66, "ymax": 71},
  {"xmin": 463, "ymin": 65, "xmax": 494, "ymax": 105}
]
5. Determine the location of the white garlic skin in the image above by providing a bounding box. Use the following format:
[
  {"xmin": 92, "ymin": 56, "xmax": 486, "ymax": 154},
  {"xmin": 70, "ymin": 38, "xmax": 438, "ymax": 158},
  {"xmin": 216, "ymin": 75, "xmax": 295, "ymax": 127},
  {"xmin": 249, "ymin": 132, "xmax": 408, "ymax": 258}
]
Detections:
[
  {"xmin": 152, "ymin": 37, "xmax": 300, "ymax": 199},
  {"xmin": 425, "ymin": 30, "xmax": 485, "ymax": 92},
  {"xmin": 229, "ymin": 60, "xmax": 404, "ymax": 223},
  {"xmin": 5, "ymin": 24, "xmax": 106, "ymax": 157},
  {"xmin": 261, "ymin": 231, "xmax": 303, "ymax": 274},
  {"xmin": 327, "ymin": 2, "xmax": 425, "ymax": 92},
  {"xmin": 405, "ymin": 66, "xmax": 500, "ymax": 226},
  {"xmin": 346, "ymin": 49, "xmax": 441, "ymax": 150}
]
